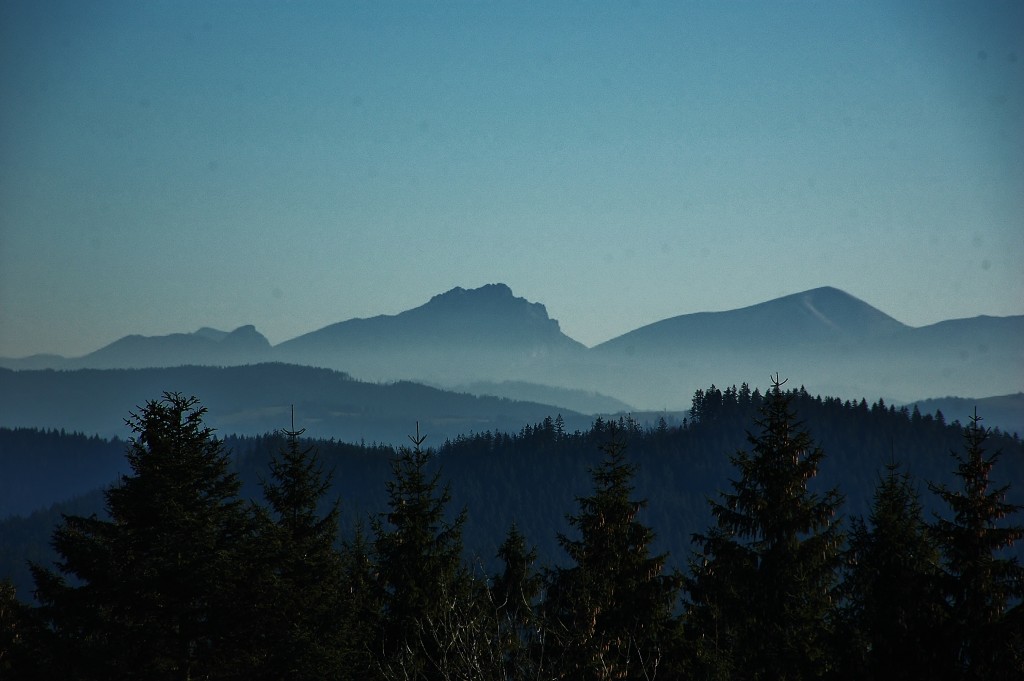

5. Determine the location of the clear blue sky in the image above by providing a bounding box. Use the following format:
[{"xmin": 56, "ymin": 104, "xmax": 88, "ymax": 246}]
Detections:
[{"xmin": 2, "ymin": 0, "xmax": 1022, "ymax": 357}]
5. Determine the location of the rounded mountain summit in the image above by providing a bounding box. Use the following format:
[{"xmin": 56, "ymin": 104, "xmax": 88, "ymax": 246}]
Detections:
[{"xmin": 593, "ymin": 286, "xmax": 908, "ymax": 355}]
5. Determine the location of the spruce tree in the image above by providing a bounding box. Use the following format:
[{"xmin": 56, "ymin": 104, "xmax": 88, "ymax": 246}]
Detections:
[
  {"xmin": 682, "ymin": 521, "xmax": 750, "ymax": 681},
  {"xmin": 30, "ymin": 393, "xmax": 254, "ymax": 680},
  {"xmin": 685, "ymin": 377, "xmax": 843, "ymax": 680},
  {"xmin": 372, "ymin": 425, "xmax": 470, "ymax": 680},
  {"xmin": 840, "ymin": 462, "xmax": 947, "ymax": 680},
  {"xmin": 0, "ymin": 578, "xmax": 38, "ymax": 680},
  {"xmin": 492, "ymin": 524, "xmax": 542, "ymax": 679},
  {"xmin": 337, "ymin": 523, "xmax": 383, "ymax": 681},
  {"xmin": 929, "ymin": 410, "xmax": 1024, "ymax": 680},
  {"xmin": 543, "ymin": 425, "xmax": 681, "ymax": 681},
  {"xmin": 248, "ymin": 421, "xmax": 347, "ymax": 680}
]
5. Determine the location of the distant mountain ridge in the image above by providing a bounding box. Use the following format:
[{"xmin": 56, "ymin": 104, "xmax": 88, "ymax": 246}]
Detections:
[
  {"xmin": 443, "ymin": 380, "xmax": 635, "ymax": 416},
  {"xmin": 1, "ymin": 284, "xmax": 1021, "ymax": 408},
  {"xmin": 3, "ymin": 325, "xmax": 272, "ymax": 370},
  {"xmin": 274, "ymin": 283, "xmax": 583, "ymax": 382},
  {"xmin": 593, "ymin": 287, "xmax": 908, "ymax": 354},
  {"xmin": 0, "ymin": 363, "xmax": 594, "ymax": 445},
  {"xmin": 279, "ymin": 283, "xmax": 575, "ymax": 346},
  {"xmin": 907, "ymin": 393, "xmax": 1024, "ymax": 438}
]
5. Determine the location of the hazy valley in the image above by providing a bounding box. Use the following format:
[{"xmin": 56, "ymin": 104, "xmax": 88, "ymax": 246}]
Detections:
[
  {"xmin": 2, "ymin": 283, "xmax": 1022, "ymax": 433},
  {"xmin": 3, "ymin": 284, "xmax": 1022, "ymax": 678}
]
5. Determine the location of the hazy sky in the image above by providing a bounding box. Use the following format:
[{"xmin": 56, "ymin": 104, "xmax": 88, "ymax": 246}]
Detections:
[{"xmin": 2, "ymin": 0, "xmax": 1022, "ymax": 358}]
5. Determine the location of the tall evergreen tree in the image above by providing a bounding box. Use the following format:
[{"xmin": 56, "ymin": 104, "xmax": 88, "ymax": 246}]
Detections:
[
  {"xmin": 373, "ymin": 425, "xmax": 470, "ymax": 680},
  {"xmin": 543, "ymin": 426, "xmax": 681, "ymax": 681},
  {"xmin": 840, "ymin": 462, "xmax": 947, "ymax": 680},
  {"xmin": 30, "ymin": 393, "xmax": 254, "ymax": 680},
  {"xmin": 337, "ymin": 522, "xmax": 384, "ymax": 681},
  {"xmin": 492, "ymin": 524, "xmax": 543, "ymax": 679},
  {"xmin": 685, "ymin": 377, "xmax": 843, "ymax": 680},
  {"xmin": 248, "ymin": 420, "xmax": 347, "ymax": 680},
  {"xmin": 0, "ymin": 578, "xmax": 38, "ymax": 680},
  {"xmin": 929, "ymin": 410, "xmax": 1024, "ymax": 680}
]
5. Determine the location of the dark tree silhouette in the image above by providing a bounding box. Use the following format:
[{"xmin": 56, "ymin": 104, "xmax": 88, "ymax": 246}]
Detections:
[
  {"xmin": 337, "ymin": 523, "xmax": 383, "ymax": 680},
  {"xmin": 30, "ymin": 393, "xmax": 254, "ymax": 680},
  {"xmin": 372, "ymin": 425, "xmax": 470, "ymax": 680},
  {"xmin": 840, "ymin": 462, "xmax": 947, "ymax": 680},
  {"xmin": 491, "ymin": 524, "xmax": 543, "ymax": 678},
  {"xmin": 930, "ymin": 410, "xmax": 1024, "ymax": 680},
  {"xmin": 544, "ymin": 424, "xmax": 681, "ymax": 681},
  {"xmin": 685, "ymin": 377, "xmax": 844, "ymax": 680},
  {"xmin": 247, "ymin": 417, "xmax": 347, "ymax": 680}
]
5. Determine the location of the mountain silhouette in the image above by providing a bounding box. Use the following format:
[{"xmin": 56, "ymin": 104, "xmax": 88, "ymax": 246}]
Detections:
[
  {"xmin": 593, "ymin": 287, "xmax": 907, "ymax": 355},
  {"xmin": 584, "ymin": 288, "xmax": 1022, "ymax": 407},
  {"xmin": 1, "ymin": 326, "xmax": 272, "ymax": 370},
  {"xmin": 274, "ymin": 283, "xmax": 585, "ymax": 382},
  {"xmin": 0, "ymin": 285, "xmax": 1019, "ymax": 408}
]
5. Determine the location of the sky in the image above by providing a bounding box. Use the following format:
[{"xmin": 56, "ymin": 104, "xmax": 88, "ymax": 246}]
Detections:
[{"xmin": 1, "ymin": 0, "xmax": 1022, "ymax": 358}]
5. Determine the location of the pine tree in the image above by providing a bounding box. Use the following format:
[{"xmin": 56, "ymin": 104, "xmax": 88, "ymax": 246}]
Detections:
[
  {"xmin": 543, "ymin": 425, "xmax": 681, "ymax": 681},
  {"xmin": 337, "ymin": 523, "xmax": 383, "ymax": 681},
  {"xmin": 0, "ymin": 578, "xmax": 38, "ymax": 680},
  {"xmin": 494, "ymin": 524, "xmax": 541, "ymax": 631},
  {"xmin": 30, "ymin": 393, "xmax": 254, "ymax": 680},
  {"xmin": 685, "ymin": 377, "xmax": 843, "ymax": 680},
  {"xmin": 929, "ymin": 410, "xmax": 1024, "ymax": 680},
  {"xmin": 492, "ymin": 524, "xmax": 543, "ymax": 679},
  {"xmin": 840, "ymin": 462, "xmax": 947, "ymax": 680},
  {"xmin": 248, "ymin": 420, "xmax": 347, "ymax": 680},
  {"xmin": 373, "ymin": 425, "xmax": 470, "ymax": 680},
  {"xmin": 682, "ymin": 521, "xmax": 750, "ymax": 680}
]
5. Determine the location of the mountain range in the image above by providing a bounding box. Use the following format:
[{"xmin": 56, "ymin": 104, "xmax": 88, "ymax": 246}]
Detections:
[{"xmin": 2, "ymin": 283, "xmax": 1022, "ymax": 413}]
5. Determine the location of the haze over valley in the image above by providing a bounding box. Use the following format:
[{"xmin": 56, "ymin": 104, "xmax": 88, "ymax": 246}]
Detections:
[
  {"xmin": 3, "ymin": 284, "xmax": 1021, "ymax": 439},
  {"xmin": 2, "ymin": 4, "xmax": 1023, "ymax": 675}
]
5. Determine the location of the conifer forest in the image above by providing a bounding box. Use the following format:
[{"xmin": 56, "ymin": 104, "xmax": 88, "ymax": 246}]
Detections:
[
  {"xmin": 2, "ymin": 380, "xmax": 1022, "ymax": 680},
  {"xmin": 5, "ymin": 0, "xmax": 1024, "ymax": 678}
]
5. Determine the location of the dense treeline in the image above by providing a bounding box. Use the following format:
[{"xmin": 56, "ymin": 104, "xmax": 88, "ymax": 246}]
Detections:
[
  {"xmin": 0, "ymin": 429, "xmax": 127, "ymax": 518},
  {"xmin": 436, "ymin": 384, "xmax": 1022, "ymax": 572},
  {"xmin": 1, "ymin": 383, "xmax": 1023, "ymax": 678}
]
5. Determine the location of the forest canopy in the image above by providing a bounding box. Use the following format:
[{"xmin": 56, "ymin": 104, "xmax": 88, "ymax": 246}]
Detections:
[{"xmin": 1, "ymin": 383, "xmax": 1022, "ymax": 679}]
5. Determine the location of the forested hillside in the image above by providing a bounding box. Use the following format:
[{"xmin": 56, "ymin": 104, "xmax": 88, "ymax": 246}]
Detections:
[
  {"xmin": 0, "ymin": 364, "xmax": 596, "ymax": 444},
  {"xmin": 2, "ymin": 384, "xmax": 1022, "ymax": 678},
  {"xmin": 0, "ymin": 429, "xmax": 127, "ymax": 518}
]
